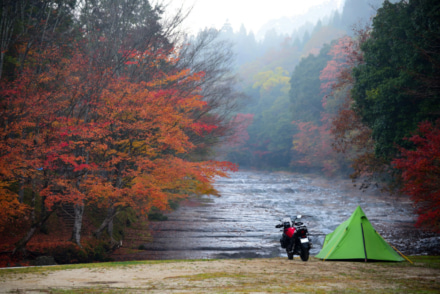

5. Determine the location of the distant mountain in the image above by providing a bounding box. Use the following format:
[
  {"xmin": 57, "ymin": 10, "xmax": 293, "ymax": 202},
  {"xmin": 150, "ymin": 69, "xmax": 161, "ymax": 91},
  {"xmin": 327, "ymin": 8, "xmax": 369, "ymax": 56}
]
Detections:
[{"xmin": 256, "ymin": 0, "xmax": 342, "ymax": 39}]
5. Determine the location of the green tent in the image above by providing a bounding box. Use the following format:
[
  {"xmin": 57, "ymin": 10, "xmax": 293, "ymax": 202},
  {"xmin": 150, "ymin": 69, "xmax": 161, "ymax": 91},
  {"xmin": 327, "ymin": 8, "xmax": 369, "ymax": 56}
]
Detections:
[{"xmin": 315, "ymin": 206, "xmax": 404, "ymax": 261}]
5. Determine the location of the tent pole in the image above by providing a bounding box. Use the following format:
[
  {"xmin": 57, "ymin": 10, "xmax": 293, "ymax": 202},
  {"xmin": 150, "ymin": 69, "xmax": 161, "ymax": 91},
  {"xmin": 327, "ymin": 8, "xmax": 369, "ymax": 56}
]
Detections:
[{"xmin": 361, "ymin": 223, "xmax": 367, "ymax": 262}]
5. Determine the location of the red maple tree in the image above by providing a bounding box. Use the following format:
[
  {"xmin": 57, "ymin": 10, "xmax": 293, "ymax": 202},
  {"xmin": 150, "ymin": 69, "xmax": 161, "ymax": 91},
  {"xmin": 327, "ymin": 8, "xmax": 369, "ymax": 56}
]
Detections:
[
  {"xmin": 392, "ymin": 120, "xmax": 440, "ymax": 232},
  {"xmin": 0, "ymin": 38, "xmax": 237, "ymax": 254}
]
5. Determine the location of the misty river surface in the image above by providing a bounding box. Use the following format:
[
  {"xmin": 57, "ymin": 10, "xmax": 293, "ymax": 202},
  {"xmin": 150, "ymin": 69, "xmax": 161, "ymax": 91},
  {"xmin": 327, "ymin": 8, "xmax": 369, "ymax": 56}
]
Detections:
[{"xmin": 138, "ymin": 170, "xmax": 440, "ymax": 259}]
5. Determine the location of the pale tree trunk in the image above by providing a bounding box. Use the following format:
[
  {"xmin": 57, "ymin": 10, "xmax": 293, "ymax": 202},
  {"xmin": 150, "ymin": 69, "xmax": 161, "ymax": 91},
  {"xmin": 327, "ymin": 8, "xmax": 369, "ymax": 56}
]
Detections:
[
  {"xmin": 71, "ymin": 203, "xmax": 84, "ymax": 247},
  {"xmin": 70, "ymin": 148, "xmax": 89, "ymax": 247}
]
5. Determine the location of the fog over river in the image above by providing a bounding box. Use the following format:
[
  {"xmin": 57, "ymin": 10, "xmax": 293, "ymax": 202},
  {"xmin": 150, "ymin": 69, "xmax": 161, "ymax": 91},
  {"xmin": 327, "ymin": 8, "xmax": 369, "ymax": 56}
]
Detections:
[{"xmin": 138, "ymin": 170, "xmax": 440, "ymax": 259}]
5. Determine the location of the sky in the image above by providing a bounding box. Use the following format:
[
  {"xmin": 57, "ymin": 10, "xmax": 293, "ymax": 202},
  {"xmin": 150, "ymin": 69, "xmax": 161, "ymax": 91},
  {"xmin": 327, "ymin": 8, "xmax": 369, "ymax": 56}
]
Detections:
[{"xmin": 165, "ymin": 0, "xmax": 345, "ymax": 35}]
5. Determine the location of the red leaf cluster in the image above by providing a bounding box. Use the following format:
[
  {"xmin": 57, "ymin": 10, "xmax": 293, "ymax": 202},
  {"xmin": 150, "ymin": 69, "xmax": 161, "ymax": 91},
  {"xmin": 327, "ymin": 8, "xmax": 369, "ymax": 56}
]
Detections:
[{"xmin": 392, "ymin": 120, "xmax": 440, "ymax": 231}]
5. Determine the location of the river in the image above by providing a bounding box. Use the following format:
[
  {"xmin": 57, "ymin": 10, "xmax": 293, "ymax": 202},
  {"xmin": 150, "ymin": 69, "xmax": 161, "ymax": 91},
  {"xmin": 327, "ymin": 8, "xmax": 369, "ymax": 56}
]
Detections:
[{"xmin": 135, "ymin": 170, "xmax": 440, "ymax": 259}]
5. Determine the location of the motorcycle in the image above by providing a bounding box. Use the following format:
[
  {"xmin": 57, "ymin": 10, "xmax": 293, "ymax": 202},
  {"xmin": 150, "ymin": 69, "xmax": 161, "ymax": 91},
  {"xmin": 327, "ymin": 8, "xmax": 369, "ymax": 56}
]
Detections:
[{"xmin": 276, "ymin": 215, "xmax": 311, "ymax": 261}]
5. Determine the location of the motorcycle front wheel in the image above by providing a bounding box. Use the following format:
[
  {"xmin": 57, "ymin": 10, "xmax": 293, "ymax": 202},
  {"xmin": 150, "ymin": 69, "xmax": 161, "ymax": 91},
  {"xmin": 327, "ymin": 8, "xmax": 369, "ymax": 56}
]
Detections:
[
  {"xmin": 300, "ymin": 244, "xmax": 309, "ymax": 261},
  {"xmin": 286, "ymin": 249, "xmax": 293, "ymax": 260}
]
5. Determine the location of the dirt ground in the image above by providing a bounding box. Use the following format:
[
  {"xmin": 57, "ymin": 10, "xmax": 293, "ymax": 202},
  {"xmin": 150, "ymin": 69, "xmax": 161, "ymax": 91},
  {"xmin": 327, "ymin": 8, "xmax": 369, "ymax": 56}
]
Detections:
[{"xmin": 1, "ymin": 257, "xmax": 439, "ymax": 293}]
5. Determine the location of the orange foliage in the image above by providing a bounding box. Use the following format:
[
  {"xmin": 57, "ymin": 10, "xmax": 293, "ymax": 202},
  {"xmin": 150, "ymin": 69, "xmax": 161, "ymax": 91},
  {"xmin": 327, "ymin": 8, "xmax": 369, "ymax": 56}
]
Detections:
[{"xmin": 0, "ymin": 38, "xmax": 237, "ymax": 248}]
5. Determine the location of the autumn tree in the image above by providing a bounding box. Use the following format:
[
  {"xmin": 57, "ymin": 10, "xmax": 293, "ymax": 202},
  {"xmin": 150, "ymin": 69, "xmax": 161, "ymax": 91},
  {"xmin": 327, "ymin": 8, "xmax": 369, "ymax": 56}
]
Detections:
[
  {"xmin": 0, "ymin": 1, "xmax": 77, "ymax": 242},
  {"xmin": 0, "ymin": 0, "xmax": 240, "ymax": 256},
  {"xmin": 319, "ymin": 31, "xmax": 384, "ymax": 182},
  {"xmin": 67, "ymin": 0, "xmax": 176, "ymax": 247},
  {"xmin": 75, "ymin": 0, "xmax": 241, "ymax": 244},
  {"xmin": 0, "ymin": 43, "xmax": 80, "ymax": 253},
  {"xmin": 392, "ymin": 120, "xmax": 440, "ymax": 232}
]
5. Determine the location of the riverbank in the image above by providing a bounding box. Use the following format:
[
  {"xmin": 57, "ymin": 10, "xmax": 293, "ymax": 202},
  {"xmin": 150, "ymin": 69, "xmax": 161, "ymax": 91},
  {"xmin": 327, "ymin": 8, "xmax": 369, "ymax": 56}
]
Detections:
[{"xmin": 1, "ymin": 256, "xmax": 439, "ymax": 293}]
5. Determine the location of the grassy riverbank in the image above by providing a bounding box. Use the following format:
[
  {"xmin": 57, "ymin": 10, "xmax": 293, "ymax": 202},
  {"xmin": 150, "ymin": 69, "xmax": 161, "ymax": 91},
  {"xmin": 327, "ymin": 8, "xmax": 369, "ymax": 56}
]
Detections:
[{"xmin": 1, "ymin": 256, "xmax": 439, "ymax": 293}]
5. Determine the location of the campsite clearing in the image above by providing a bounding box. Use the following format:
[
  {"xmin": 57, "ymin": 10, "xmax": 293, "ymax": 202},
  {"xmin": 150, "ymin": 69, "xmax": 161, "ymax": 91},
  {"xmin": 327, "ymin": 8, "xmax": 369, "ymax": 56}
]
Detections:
[{"xmin": 1, "ymin": 256, "xmax": 439, "ymax": 293}]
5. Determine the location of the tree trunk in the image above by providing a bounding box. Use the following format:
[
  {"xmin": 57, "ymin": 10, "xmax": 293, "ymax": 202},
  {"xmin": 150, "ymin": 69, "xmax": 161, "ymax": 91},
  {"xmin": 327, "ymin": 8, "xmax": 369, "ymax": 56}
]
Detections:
[
  {"xmin": 71, "ymin": 203, "xmax": 84, "ymax": 247},
  {"xmin": 107, "ymin": 215, "xmax": 115, "ymax": 244},
  {"xmin": 12, "ymin": 209, "xmax": 53, "ymax": 256},
  {"xmin": 94, "ymin": 207, "xmax": 119, "ymax": 240}
]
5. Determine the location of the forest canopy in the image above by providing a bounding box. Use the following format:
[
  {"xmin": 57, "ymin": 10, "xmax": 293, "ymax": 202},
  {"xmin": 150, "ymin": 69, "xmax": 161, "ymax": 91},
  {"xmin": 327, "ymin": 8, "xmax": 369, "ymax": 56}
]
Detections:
[{"xmin": 222, "ymin": 0, "xmax": 440, "ymax": 231}]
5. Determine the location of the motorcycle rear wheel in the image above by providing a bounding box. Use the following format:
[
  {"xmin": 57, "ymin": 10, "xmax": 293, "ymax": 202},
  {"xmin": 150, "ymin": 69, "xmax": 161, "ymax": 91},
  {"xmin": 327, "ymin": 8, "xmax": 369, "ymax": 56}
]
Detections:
[{"xmin": 300, "ymin": 246, "xmax": 309, "ymax": 261}]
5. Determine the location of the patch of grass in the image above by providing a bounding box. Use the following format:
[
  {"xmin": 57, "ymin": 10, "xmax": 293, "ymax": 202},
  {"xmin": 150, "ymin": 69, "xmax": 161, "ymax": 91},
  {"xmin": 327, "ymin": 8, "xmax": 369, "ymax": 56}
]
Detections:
[
  {"xmin": 357, "ymin": 267, "xmax": 380, "ymax": 274},
  {"xmin": 49, "ymin": 289, "xmax": 145, "ymax": 293},
  {"xmin": 409, "ymin": 256, "xmax": 440, "ymax": 269},
  {"xmin": 0, "ymin": 258, "xmax": 219, "ymax": 276},
  {"xmin": 370, "ymin": 256, "xmax": 440, "ymax": 271},
  {"xmin": 379, "ymin": 278, "xmax": 439, "ymax": 294}
]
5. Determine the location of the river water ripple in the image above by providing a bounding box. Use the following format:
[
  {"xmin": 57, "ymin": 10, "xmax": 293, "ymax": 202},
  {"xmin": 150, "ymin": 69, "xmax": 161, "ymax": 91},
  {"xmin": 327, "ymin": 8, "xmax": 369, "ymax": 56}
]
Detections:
[{"xmin": 139, "ymin": 171, "xmax": 440, "ymax": 259}]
